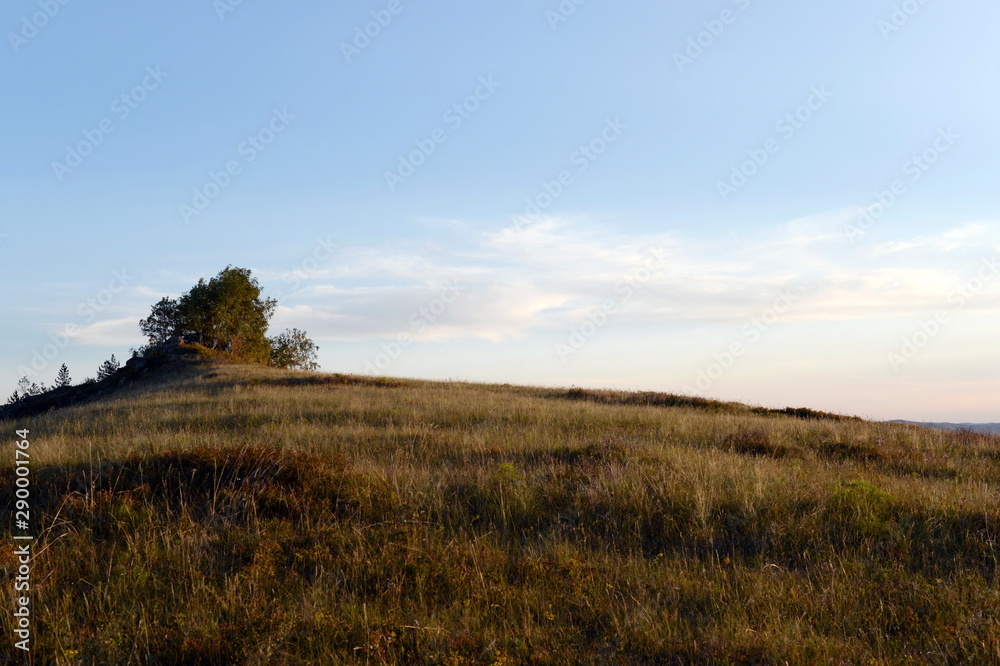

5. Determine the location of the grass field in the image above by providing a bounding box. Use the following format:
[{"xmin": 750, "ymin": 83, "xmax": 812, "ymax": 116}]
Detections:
[{"xmin": 2, "ymin": 349, "xmax": 999, "ymax": 664}]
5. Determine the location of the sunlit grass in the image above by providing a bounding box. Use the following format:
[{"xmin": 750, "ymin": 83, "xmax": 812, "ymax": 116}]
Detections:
[{"xmin": 2, "ymin": 355, "xmax": 999, "ymax": 663}]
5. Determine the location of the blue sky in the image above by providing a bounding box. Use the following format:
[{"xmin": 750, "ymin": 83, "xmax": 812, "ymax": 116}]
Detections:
[{"xmin": 3, "ymin": 0, "xmax": 999, "ymax": 422}]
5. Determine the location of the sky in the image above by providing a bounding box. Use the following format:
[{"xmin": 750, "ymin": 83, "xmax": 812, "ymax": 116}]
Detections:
[{"xmin": 2, "ymin": 0, "xmax": 999, "ymax": 422}]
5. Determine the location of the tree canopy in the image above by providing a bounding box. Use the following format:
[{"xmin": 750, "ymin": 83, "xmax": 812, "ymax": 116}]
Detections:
[
  {"xmin": 55, "ymin": 364, "xmax": 72, "ymax": 388},
  {"xmin": 140, "ymin": 266, "xmax": 319, "ymax": 370},
  {"xmin": 269, "ymin": 328, "xmax": 320, "ymax": 372},
  {"xmin": 96, "ymin": 355, "xmax": 120, "ymax": 381}
]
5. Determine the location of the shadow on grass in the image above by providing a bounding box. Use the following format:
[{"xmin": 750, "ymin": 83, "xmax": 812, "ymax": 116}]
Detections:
[{"xmin": 4, "ymin": 445, "xmax": 358, "ymax": 533}]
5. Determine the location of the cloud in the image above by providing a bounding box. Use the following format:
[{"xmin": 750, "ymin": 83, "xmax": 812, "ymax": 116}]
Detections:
[
  {"xmin": 869, "ymin": 222, "xmax": 1000, "ymax": 256},
  {"xmin": 125, "ymin": 214, "xmax": 1000, "ymax": 345},
  {"xmin": 65, "ymin": 317, "xmax": 146, "ymax": 347}
]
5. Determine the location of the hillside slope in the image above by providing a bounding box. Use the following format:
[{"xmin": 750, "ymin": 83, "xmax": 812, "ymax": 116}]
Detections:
[{"xmin": 2, "ymin": 356, "xmax": 999, "ymax": 664}]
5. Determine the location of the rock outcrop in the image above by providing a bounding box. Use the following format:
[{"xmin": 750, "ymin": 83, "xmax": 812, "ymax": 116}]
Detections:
[{"xmin": 0, "ymin": 337, "xmax": 199, "ymax": 421}]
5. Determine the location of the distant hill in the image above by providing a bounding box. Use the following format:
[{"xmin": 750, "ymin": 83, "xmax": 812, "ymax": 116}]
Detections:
[{"xmin": 890, "ymin": 420, "xmax": 1000, "ymax": 434}]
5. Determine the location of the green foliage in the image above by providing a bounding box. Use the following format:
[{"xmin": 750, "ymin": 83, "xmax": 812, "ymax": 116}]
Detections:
[
  {"xmin": 139, "ymin": 266, "xmax": 317, "ymax": 369},
  {"xmin": 178, "ymin": 266, "xmax": 275, "ymax": 363},
  {"xmin": 269, "ymin": 327, "xmax": 320, "ymax": 371},
  {"xmin": 139, "ymin": 296, "xmax": 180, "ymax": 345},
  {"xmin": 496, "ymin": 461, "xmax": 521, "ymax": 481},
  {"xmin": 96, "ymin": 355, "xmax": 120, "ymax": 381},
  {"xmin": 829, "ymin": 479, "xmax": 895, "ymax": 539}
]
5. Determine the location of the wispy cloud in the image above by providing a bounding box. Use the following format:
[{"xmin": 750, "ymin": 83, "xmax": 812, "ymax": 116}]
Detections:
[
  {"xmin": 65, "ymin": 317, "xmax": 146, "ymax": 347},
  {"xmin": 869, "ymin": 222, "xmax": 1000, "ymax": 256},
  {"xmin": 66, "ymin": 214, "xmax": 992, "ymax": 349}
]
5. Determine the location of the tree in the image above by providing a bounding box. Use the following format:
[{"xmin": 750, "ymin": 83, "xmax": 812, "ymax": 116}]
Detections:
[
  {"xmin": 55, "ymin": 364, "xmax": 72, "ymax": 388},
  {"xmin": 177, "ymin": 267, "xmax": 276, "ymax": 363},
  {"xmin": 97, "ymin": 355, "xmax": 120, "ymax": 381},
  {"xmin": 19, "ymin": 376, "xmax": 46, "ymax": 396},
  {"xmin": 269, "ymin": 328, "xmax": 320, "ymax": 371},
  {"xmin": 139, "ymin": 297, "xmax": 180, "ymax": 345},
  {"xmin": 139, "ymin": 266, "xmax": 277, "ymax": 364},
  {"xmin": 8, "ymin": 376, "xmax": 46, "ymax": 404},
  {"xmin": 138, "ymin": 266, "xmax": 318, "ymax": 369}
]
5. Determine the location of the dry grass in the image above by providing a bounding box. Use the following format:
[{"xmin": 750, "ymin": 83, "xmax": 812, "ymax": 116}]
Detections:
[{"xmin": 2, "ymin": 356, "xmax": 1000, "ymax": 664}]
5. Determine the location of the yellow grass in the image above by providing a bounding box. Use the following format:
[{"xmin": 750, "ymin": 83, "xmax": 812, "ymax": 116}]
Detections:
[{"xmin": 2, "ymin": 354, "xmax": 999, "ymax": 663}]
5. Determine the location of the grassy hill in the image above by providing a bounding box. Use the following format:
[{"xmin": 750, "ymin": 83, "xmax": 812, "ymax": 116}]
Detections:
[{"xmin": 3, "ymin": 349, "xmax": 1000, "ymax": 664}]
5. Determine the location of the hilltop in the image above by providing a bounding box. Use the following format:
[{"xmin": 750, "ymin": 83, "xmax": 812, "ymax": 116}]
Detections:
[{"xmin": 2, "ymin": 352, "xmax": 999, "ymax": 663}]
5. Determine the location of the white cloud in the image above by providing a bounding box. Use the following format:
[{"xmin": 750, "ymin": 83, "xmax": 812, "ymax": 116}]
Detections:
[
  {"xmin": 121, "ymin": 214, "xmax": 1000, "ymax": 344},
  {"xmin": 869, "ymin": 222, "xmax": 1000, "ymax": 256},
  {"xmin": 65, "ymin": 317, "xmax": 146, "ymax": 347}
]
